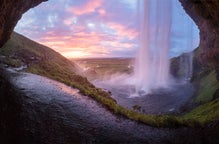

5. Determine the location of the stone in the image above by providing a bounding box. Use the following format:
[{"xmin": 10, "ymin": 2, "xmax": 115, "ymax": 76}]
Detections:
[
  {"xmin": 0, "ymin": 0, "xmax": 47, "ymax": 47},
  {"xmin": 179, "ymin": 0, "xmax": 219, "ymax": 68}
]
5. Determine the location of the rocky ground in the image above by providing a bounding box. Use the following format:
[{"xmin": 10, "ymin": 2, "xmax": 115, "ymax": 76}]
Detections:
[{"xmin": 1, "ymin": 68, "xmax": 219, "ymax": 144}]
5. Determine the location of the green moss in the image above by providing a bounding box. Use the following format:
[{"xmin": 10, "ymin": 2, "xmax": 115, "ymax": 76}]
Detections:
[
  {"xmin": 195, "ymin": 71, "xmax": 219, "ymax": 103},
  {"xmin": 132, "ymin": 105, "xmax": 141, "ymax": 111},
  {"xmin": 26, "ymin": 58, "xmax": 219, "ymax": 127},
  {"xmin": 3, "ymin": 57, "xmax": 22, "ymax": 67},
  {"xmin": 181, "ymin": 99, "xmax": 219, "ymax": 126}
]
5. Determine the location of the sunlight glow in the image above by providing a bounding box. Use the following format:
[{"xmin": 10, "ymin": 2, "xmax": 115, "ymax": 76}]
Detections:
[
  {"xmin": 15, "ymin": 0, "xmax": 199, "ymax": 59},
  {"xmin": 62, "ymin": 51, "xmax": 91, "ymax": 58}
]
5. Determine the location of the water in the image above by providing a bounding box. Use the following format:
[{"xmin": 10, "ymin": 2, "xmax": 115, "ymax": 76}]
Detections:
[
  {"xmin": 3, "ymin": 69, "xmax": 214, "ymax": 144},
  {"xmin": 179, "ymin": 52, "xmax": 193, "ymax": 81},
  {"xmin": 134, "ymin": 0, "xmax": 172, "ymax": 94},
  {"xmin": 178, "ymin": 14, "xmax": 194, "ymax": 81},
  {"xmin": 94, "ymin": 80, "xmax": 194, "ymax": 114},
  {"xmin": 133, "ymin": 0, "xmax": 198, "ymax": 94}
]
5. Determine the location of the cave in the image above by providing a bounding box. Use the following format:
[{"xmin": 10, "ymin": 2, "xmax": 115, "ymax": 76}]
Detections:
[{"xmin": 0, "ymin": 0, "xmax": 219, "ymax": 144}]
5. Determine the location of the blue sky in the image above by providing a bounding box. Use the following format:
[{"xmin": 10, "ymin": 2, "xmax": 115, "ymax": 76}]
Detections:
[{"xmin": 15, "ymin": 0, "xmax": 199, "ymax": 58}]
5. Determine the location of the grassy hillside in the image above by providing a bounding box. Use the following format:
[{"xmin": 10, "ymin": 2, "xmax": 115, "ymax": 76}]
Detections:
[
  {"xmin": 0, "ymin": 32, "xmax": 114, "ymax": 104},
  {"xmin": 1, "ymin": 32, "xmax": 219, "ymax": 128}
]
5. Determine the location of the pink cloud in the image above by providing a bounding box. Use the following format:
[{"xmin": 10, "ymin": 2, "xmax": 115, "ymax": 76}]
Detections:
[
  {"xmin": 103, "ymin": 41, "xmax": 134, "ymax": 50},
  {"xmin": 98, "ymin": 8, "xmax": 106, "ymax": 16},
  {"xmin": 64, "ymin": 19, "xmax": 72, "ymax": 26},
  {"xmin": 107, "ymin": 22, "xmax": 138, "ymax": 40},
  {"xmin": 38, "ymin": 30, "xmax": 112, "ymax": 58},
  {"xmin": 67, "ymin": 0, "xmax": 104, "ymax": 15}
]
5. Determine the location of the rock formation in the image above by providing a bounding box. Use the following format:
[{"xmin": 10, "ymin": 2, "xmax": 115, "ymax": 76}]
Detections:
[
  {"xmin": 179, "ymin": 0, "xmax": 219, "ymax": 68},
  {"xmin": 0, "ymin": 0, "xmax": 47, "ymax": 47}
]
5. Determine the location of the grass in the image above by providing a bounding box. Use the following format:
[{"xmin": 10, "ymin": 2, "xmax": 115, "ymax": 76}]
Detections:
[
  {"xmin": 180, "ymin": 99, "xmax": 219, "ymax": 127},
  {"xmin": 195, "ymin": 70, "xmax": 219, "ymax": 103},
  {"xmin": 1, "ymin": 32, "xmax": 219, "ymax": 127},
  {"xmin": 189, "ymin": 47, "xmax": 219, "ymax": 103}
]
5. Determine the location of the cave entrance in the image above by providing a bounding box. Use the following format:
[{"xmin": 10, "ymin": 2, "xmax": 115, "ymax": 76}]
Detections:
[
  {"xmin": 15, "ymin": 0, "xmax": 199, "ymax": 59},
  {"xmin": 12, "ymin": 0, "xmax": 200, "ymax": 114}
]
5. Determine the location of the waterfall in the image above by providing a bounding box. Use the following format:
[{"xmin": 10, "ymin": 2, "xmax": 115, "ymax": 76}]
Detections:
[
  {"xmin": 179, "ymin": 52, "xmax": 193, "ymax": 81},
  {"xmin": 178, "ymin": 11, "xmax": 194, "ymax": 81},
  {"xmin": 134, "ymin": 0, "xmax": 172, "ymax": 94}
]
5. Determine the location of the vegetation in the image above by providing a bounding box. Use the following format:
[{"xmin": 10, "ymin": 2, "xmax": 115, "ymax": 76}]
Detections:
[
  {"xmin": 181, "ymin": 98, "xmax": 219, "ymax": 126},
  {"xmin": 1, "ymin": 32, "xmax": 219, "ymax": 128},
  {"xmin": 194, "ymin": 70, "xmax": 219, "ymax": 103},
  {"xmin": 188, "ymin": 47, "xmax": 219, "ymax": 103}
]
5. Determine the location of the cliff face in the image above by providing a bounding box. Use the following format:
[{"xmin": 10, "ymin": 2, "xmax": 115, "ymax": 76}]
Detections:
[
  {"xmin": 179, "ymin": 0, "xmax": 219, "ymax": 68},
  {"xmin": 0, "ymin": 0, "xmax": 47, "ymax": 47}
]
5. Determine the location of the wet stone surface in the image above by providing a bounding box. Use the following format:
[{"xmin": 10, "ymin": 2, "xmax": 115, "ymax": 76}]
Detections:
[{"xmin": 0, "ymin": 69, "xmax": 219, "ymax": 144}]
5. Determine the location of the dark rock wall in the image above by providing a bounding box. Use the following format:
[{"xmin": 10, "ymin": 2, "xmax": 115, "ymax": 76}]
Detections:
[
  {"xmin": 0, "ymin": 69, "xmax": 22, "ymax": 144},
  {"xmin": 179, "ymin": 0, "xmax": 219, "ymax": 68},
  {"xmin": 0, "ymin": 0, "xmax": 47, "ymax": 47}
]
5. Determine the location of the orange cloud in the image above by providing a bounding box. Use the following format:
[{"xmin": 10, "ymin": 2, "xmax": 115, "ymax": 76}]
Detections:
[
  {"xmin": 67, "ymin": 0, "xmax": 104, "ymax": 15},
  {"xmin": 38, "ymin": 31, "xmax": 112, "ymax": 58},
  {"xmin": 36, "ymin": 19, "xmax": 138, "ymax": 58}
]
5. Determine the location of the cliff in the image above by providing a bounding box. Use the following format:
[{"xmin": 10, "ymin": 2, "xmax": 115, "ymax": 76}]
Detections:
[{"xmin": 179, "ymin": 0, "xmax": 219, "ymax": 68}]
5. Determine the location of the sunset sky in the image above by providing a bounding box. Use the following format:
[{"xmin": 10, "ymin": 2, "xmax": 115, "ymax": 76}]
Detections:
[{"xmin": 15, "ymin": 0, "xmax": 199, "ymax": 58}]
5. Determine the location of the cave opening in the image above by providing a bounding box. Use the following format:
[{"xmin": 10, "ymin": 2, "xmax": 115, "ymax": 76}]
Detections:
[
  {"xmin": 11, "ymin": 0, "xmax": 200, "ymax": 114},
  {"xmin": 1, "ymin": 0, "xmax": 219, "ymax": 144}
]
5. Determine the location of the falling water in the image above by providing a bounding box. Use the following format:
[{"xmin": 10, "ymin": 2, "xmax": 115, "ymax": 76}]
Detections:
[
  {"xmin": 179, "ymin": 52, "xmax": 193, "ymax": 81},
  {"xmin": 178, "ymin": 9, "xmax": 195, "ymax": 81},
  {"xmin": 134, "ymin": 0, "xmax": 172, "ymax": 94}
]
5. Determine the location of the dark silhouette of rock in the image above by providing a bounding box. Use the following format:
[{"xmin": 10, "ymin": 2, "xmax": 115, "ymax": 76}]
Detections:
[
  {"xmin": 179, "ymin": 0, "xmax": 219, "ymax": 68},
  {"xmin": 0, "ymin": 0, "xmax": 47, "ymax": 47},
  {"xmin": 0, "ymin": 1, "xmax": 219, "ymax": 143}
]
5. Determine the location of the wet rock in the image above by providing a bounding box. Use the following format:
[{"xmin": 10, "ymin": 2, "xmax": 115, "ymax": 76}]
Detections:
[
  {"xmin": 179, "ymin": 0, "xmax": 219, "ymax": 68},
  {"xmin": 0, "ymin": 0, "xmax": 47, "ymax": 47}
]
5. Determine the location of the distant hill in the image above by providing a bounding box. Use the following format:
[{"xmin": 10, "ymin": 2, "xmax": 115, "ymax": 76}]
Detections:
[
  {"xmin": 0, "ymin": 31, "xmax": 113, "ymax": 101},
  {"xmin": 0, "ymin": 32, "xmax": 82, "ymax": 74}
]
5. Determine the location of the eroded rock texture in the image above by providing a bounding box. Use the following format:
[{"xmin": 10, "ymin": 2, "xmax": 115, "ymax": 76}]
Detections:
[
  {"xmin": 0, "ymin": 0, "xmax": 47, "ymax": 47},
  {"xmin": 179, "ymin": 0, "xmax": 219, "ymax": 68}
]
